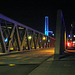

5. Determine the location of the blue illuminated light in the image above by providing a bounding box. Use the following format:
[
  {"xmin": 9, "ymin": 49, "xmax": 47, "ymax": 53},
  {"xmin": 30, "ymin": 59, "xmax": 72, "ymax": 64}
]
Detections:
[
  {"xmin": 48, "ymin": 31, "xmax": 53, "ymax": 34},
  {"xmin": 52, "ymin": 34, "xmax": 54, "ymax": 36},
  {"xmin": 45, "ymin": 16, "xmax": 49, "ymax": 36},
  {"xmin": 45, "ymin": 16, "xmax": 48, "ymax": 18},
  {"xmin": 68, "ymin": 35, "xmax": 71, "ymax": 37},
  {"xmin": 45, "ymin": 16, "xmax": 53, "ymax": 36},
  {"xmin": 48, "ymin": 40, "xmax": 50, "ymax": 42},
  {"xmin": 5, "ymin": 38, "xmax": 8, "ymax": 42},
  {"xmin": 40, "ymin": 40, "xmax": 41, "ymax": 42},
  {"xmin": 45, "ymin": 43, "xmax": 46, "ymax": 45}
]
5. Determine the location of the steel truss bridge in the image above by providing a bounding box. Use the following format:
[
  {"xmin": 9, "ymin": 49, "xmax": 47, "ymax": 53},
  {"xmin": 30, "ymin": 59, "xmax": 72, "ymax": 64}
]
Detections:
[{"xmin": 0, "ymin": 14, "xmax": 55, "ymax": 53}]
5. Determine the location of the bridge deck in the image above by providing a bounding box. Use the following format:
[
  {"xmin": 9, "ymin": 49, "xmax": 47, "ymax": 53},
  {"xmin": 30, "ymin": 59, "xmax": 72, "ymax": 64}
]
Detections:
[{"xmin": 0, "ymin": 48, "xmax": 54, "ymax": 64}]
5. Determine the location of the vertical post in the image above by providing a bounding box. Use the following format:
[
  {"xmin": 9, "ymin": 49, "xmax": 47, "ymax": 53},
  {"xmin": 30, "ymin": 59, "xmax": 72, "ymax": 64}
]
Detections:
[
  {"xmin": 64, "ymin": 31, "xmax": 67, "ymax": 50},
  {"xmin": 54, "ymin": 10, "xmax": 66, "ymax": 59},
  {"xmin": 54, "ymin": 10, "xmax": 62, "ymax": 59}
]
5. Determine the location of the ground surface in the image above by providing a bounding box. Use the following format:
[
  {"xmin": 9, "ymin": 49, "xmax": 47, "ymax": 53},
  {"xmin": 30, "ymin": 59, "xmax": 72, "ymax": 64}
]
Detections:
[
  {"xmin": 0, "ymin": 48, "xmax": 54, "ymax": 75},
  {"xmin": 29, "ymin": 53, "xmax": 75, "ymax": 75}
]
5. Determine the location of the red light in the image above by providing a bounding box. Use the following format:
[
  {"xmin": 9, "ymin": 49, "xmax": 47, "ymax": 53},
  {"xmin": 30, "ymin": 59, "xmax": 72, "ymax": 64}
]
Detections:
[{"xmin": 67, "ymin": 42, "xmax": 71, "ymax": 47}]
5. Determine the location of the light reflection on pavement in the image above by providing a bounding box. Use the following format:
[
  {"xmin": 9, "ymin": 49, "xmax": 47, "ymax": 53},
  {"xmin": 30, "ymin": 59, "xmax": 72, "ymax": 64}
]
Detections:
[{"xmin": 0, "ymin": 48, "xmax": 55, "ymax": 64}]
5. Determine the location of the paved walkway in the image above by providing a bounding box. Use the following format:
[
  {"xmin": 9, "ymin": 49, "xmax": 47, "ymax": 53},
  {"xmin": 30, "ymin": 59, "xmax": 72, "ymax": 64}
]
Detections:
[
  {"xmin": 0, "ymin": 48, "xmax": 54, "ymax": 64},
  {"xmin": 29, "ymin": 54, "xmax": 75, "ymax": 75}
]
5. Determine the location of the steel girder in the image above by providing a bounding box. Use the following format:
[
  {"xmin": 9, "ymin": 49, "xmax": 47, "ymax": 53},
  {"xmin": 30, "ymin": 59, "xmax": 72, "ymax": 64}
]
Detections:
[{"xmin": 0, "ymin": 14, "xmax": 55, "ymax": 53}]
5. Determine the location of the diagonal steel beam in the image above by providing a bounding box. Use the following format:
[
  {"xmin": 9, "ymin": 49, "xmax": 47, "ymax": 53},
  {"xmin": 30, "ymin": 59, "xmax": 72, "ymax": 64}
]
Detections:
[
  {"xmin": 0, "ymin": 22, "xmax": 6, "ymax": 53},
  {"xmin": 26, "ymin": 29, "xmax": 31, "ymax": 50},
  {"xmin": 8, "ymin": 25, "xmax": 16, "ymax": 52},
  {"xmin": 15, "ymin": 25, "xmax": 22, "ymax": 51},
  {"xmin": 21, "ymin": 29, "xmax": 26, "ymax": 50}
]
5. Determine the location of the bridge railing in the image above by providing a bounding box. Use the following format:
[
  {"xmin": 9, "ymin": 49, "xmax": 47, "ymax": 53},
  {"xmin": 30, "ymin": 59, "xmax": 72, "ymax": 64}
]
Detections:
[{"xmin": 0, "ymin": 14, "xmax": 55, "ymax": 53}]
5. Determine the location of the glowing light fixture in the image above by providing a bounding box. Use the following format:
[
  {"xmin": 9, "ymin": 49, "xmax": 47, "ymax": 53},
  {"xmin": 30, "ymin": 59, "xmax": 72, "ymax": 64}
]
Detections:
[
  {"xmin": 10, "ymin": 47, "xmax": 14, "ymax": 50},
  {"xmin": 45, "ymin": 43, "xmax": 46, "ymax": 45},
  {"xmin": 28, "ymin": 36, "xmax": 32, "ymax": 40},
  {"xmin": 5, "ymin": 38, "xmax": 8, "ymax": 42},
  {"xmin": 73, "ymin": 41, "xmax": 75, "ymax": 43},
  {"xmin": 70, "ymin": 38, "xmax": 72, "ymax": 40},
  {"xmin": 43, "ymin": 37, "xmax": 46, "ymax": 40},
  {"xmin": 48, "ymin": 31, "xmax": 53, "ymax": 34},
  {"xmin": 68, "ymin": 35, "xmax": 71, "ymax": 37},
  {"xmin": 52, "ymin": 34, "xmax": 54, "ymax": 36},
  {"xmin": 67, "ymin": 42, "xmax": 71, "ymax": 47},
  {"xmin": 19, "ymin": 27, "xmax": 24, "ymax": 29},
  {"xmin": 32, "ymin": 47, "xmax": 35, "ymax": 49},
  {"xmin": 74, "ymin": 35, "xmax": 75, "ymax": 37},
  {"xmin": 48, "ymin": 40, "xmax": 50, "ymax": 42},
  {"xmin": 8, "ymin": 27, "xmax": 12, "ymax": 29},
  {"xmin": 26, "ymin": 47, "xmax": 28, "ymax": 49},
  {"xmin": 37, "ymin": 47, "xmax": 39, "ymax": 48},
  {"xmin": 40, "ymin": 40, "xmax": 41, "ymax": 42},
  {"xmin": 9, "ymin": 64, "xmax": 16, "ymax": 66}
]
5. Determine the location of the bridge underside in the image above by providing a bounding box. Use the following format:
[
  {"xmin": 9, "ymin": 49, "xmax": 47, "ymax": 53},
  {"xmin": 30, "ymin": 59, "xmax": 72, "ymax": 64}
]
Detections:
[{"xmin": 0, "ymin": 14, "xmax": 55, "ymax": 53}]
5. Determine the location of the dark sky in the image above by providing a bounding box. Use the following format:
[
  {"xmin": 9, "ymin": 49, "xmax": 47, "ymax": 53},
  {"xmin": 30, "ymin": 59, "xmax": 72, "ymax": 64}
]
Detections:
[{"xmin": 0, "ymin": 0, "xmax": 75, "ymax": 35}]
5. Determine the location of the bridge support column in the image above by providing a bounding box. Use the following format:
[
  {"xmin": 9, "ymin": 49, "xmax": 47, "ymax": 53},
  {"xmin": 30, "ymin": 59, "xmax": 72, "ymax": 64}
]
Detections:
[{"xmin": 54, "ymin": 10, "xmax": 66, "ymax": 59}]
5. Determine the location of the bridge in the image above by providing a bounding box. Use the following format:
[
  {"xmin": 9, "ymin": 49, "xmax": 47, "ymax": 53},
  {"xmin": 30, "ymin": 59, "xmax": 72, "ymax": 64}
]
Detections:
[
  {"xmin": 0, "ymin": 13, "xmax": 55, "ymax": 53},
  {"xmin": 0, "ymin": 10, "xmax": 68, "ymax": 57},
  {"xmin": 0, "ymin": 10, "xmax": 75, "ymax": 75}
]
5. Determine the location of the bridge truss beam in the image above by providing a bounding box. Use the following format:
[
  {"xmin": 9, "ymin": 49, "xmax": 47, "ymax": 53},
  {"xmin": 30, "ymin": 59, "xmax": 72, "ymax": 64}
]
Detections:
[{"xmin": 0, "ymin": 14, "xmax": 55, "ymax": 53}]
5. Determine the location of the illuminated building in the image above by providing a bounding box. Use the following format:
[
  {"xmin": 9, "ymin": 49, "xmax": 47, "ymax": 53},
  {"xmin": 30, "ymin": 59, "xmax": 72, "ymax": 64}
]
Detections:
[
  {"xmin": 45, "ymin": 16, "xmax": 49, "ymax": 36},
  {"xmin": 45, "ymin": 16, "xmax": 53, "ymax": 36}
]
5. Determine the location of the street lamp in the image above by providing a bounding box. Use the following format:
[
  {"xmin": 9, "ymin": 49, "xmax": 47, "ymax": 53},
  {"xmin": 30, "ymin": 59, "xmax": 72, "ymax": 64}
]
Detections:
[
  {"xmin": 68, "ymin": 35, "xmax": 71, "ymax": 37},
  {"xmin": 28, "ymin": 36, "xmax": 32, "ymax": 40},
  {"xmin": 43, "ymin": 37, "xmax": 46, "ymax": 40}
]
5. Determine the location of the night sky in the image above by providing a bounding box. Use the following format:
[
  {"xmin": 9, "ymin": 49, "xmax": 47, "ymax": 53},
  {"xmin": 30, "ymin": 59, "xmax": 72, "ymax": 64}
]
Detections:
[{"xmin": 0, "ymin": 0, "xmax": 75, "ymax": 35}]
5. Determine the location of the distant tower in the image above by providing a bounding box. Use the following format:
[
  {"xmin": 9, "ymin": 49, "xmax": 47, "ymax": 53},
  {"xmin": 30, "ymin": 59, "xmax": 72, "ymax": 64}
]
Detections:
[
  {"xmin": 45, "ymin": 16, "xmax": 53, "ymax": 36},
  {"xmin": 45, "ymin": 16, "xmax": 49, "ymax": 36}
]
